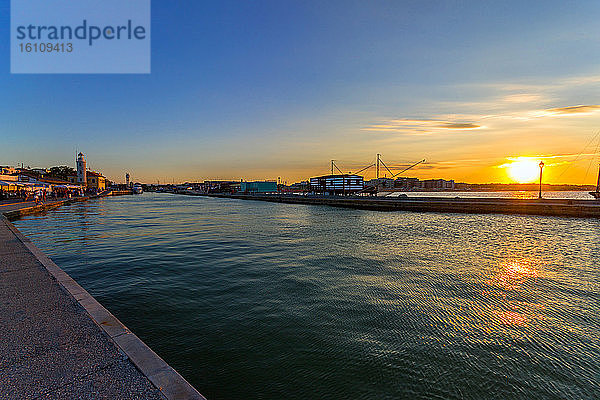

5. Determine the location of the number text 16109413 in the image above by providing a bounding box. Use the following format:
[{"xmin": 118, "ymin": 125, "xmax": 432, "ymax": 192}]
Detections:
[{"xmin": 19, "ymin": 43, "xmax": 73, "ymax": 53}]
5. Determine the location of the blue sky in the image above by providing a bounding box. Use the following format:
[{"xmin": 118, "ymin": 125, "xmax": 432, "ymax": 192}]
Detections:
[{"xmin": 2, "ymin": 1, "xmax": 600, "ymax": 183}]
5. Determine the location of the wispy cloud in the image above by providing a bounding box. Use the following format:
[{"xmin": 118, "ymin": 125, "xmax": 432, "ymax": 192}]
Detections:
[
  {"xmin": 501, "ymin": 93, "xmax": 544, "ymax": 104},
  {"xmin": 439, "ymin": 122, "xmax": 480, "ymax": 129},
  {"xmin": 367, "ymin": 103, "xmax": 600, "ymax": 136},
  {"xmin": 414, "ymin": 158, "xmax": 488, "ymax": 170},
  {"xmin": 466, "ymin": 73, "xmax": 600, "ymax": 93},
  {"xmin": 364, "ymin": 118, "xmax": 482, "ymax": 134},
  {"xmin": 544, "ymin": 105, "xmax": 600, "ymax": 115},
  {"xmin": 441, "ymin": 73, "xmax": 600, "ymax": 118}
]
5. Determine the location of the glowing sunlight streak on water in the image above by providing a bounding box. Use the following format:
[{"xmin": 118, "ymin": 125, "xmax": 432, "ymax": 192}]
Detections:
[
  {"xmin": 486, "ymin": 260, "xmax": 540, "ymax": 327},
  {"xmin": 499, "ymin": 311, "xmax": 528, "ymax": 326}
]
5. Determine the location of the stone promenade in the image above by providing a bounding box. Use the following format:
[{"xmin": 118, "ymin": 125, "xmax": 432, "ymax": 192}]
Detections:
[{"xmin": 0, "ymin": 201, "xmax": 204, "ymax": 399}]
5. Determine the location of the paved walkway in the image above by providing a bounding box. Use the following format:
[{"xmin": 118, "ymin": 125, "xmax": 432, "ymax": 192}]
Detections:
[
  {"xmin": 0, "ymin": 202, "xmax": 204, "ymax": 399},
  {"xmin": 0, "ymin": 217, "xmax": 163, "ymax": 399}
]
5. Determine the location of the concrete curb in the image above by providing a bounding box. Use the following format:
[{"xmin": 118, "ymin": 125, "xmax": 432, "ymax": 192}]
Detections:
[{"xmin": 2, "ymin": 210, "xmax": 206, "ymax": 399}]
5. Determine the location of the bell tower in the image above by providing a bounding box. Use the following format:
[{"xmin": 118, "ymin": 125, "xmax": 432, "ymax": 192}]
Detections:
[{"xmin": 77, "ymin": 152, "xmax": 87, "ymax": 185}]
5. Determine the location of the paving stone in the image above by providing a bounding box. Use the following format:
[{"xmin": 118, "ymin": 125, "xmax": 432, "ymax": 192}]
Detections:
[
  {"xmin": 39, "ymin": 357, "xmax": 163, "ymax": 400},
  {"xmin": 0, "ymin": 250, "xmax": 44, "ymax": 272}
]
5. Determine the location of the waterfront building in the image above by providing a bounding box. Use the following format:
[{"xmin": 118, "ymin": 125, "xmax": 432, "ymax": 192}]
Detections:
[
  {"xmin": 86, "ymin": 171, "xmax": 107, "ymax": 191},
  {"xmin": 66, "ymin": 170, "xmax": 106, "ymax": 190},
  {"xmin": 394, "ymin": 177, "xmax": 421, "ymax": 189},
  {"xmin": 61, "ymin": 153, "xmax": 107, "ymax": 191},
  {"xmin": 284, "ymin": 180, "xmax": 310, "ymax": 193},
  {"xmin": 240, "ymin": 181, "xmax": 278, "ymax": 193},
  {"xmin": 310, "ymin": 174, "xmax": 364, "ymax": 195},
  {"xmin": 419, "ymin": 179, "xmax": 455, "ymax": 190},
  {"xmin": 204, "ymin": 180, "xmax": 240, "ymax": 193},
  {"xmin": 366, "ymin": 178, "xmax": 396, "ymax": 190},
  {"xmin": 0, "ymin": 166, "xmax": 17, "ymax": 175},
  {"xmin": 366, "ymin": 177, "xmax": 455, "ymax": 191},
  {"xmin": 0, "ymin": 170, "xmax": 78, "ymax": 196},
  {"xmin": 18, "ymin": 171, "xmax": 69, "ymax": 186}
]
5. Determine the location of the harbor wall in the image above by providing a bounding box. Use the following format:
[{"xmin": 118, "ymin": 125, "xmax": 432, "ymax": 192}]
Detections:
[
  {"xmin": 109, "ymin": 190, "xmax": 134, "ymax": 196},
  {"xmin": 3, "ymin": 190, "xmax": 131, "ymax": 221},
  {"xmin": 198, "ymin": 193, "xmax": 600, "ymax": 218},
  {"xmin": 3, "ymin": 196, "xmax": 93, "ymax": 220}
]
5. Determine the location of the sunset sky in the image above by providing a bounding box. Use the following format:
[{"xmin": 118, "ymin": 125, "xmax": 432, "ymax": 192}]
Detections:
[{"xmin": 2, "ymin": 1, "xmax": 600, "ymax": 184}]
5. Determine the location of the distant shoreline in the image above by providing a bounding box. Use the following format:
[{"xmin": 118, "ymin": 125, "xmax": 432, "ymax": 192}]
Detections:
[
  {"xmin": 382, "ymin": 189, "xmax": 593, "ymax": 193},
  {"xmin": 391, "ymin": 184, "xmax": 595, "ymax": 192}
]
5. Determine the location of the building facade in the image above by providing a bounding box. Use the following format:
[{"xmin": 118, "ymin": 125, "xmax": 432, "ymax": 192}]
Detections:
[
  {"xmin": 366, "ymin": 178, "xmax": 396, "ymax": 190},
  {"xmin": 240, "ymin": 181, "xmax": 278, "ymax": 193},
  {"xmin": 310, "ymin": 174, "xmax": 364, "ymax": 195},
  {"xmin": 67, "ymin": 171, "xmax": 106, "ymax": 190},
  {"xmin": 394, "ymin": 177, "xmax": 420, "ymax": 190},
  {"xmin": 419, "ymin": 179, "xmax": 455, "ymax": 190},
  {"xmin": 389, "ymin": 177, "xmax": 456, "ymax": 190},
  {"xmin": 203, "ymin": 180, "xmax": 240, "ymax": 193},
  {"xmin": 86, "ymin": 171, "xmax": 106, "ymax": 191}
]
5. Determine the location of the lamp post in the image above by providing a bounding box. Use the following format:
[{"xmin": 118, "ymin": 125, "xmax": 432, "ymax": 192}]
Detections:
[{"xmin": 538, "ymin": 161, "xmax": 544, "ymax": 199}]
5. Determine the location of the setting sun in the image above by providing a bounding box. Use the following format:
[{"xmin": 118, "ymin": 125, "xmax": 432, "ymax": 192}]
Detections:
[{"xmin": 508, "ymin": 158, "xmax": 540, "ymax": 183}]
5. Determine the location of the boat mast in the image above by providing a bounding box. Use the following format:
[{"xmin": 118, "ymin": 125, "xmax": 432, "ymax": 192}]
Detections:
[{"xmin": 596, "ymin": 164, "xmax": 600, "ymax": 193}]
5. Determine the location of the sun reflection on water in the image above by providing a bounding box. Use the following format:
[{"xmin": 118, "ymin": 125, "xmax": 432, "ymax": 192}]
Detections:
[
  {"xmin": 491, "ymin": 260, "xmax": 538, "ymax": 291},
  {"xmin": 498, "ymin": 310, "xmax": 528, "ymax": 326},
  {"xmin": 486, "ymin": 260, "xmax": 541, "ymax": 327}
]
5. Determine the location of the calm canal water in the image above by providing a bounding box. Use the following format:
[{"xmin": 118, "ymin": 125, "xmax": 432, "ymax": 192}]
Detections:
[{"xmin": 14, "ymin": 193, "xmax": 600, "ymax": 399}]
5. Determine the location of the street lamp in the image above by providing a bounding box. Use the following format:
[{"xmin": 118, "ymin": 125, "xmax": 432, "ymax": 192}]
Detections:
[{"xmin": 538, "ymin": 161, "xmax": 544, "ymax": 199}]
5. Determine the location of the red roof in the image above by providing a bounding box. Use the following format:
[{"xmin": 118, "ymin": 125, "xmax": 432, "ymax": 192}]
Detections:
[
  {"xmin": 38, "ymin": 177, "xmax": 72, "ymax": 184},
  {"xmin": 67, "ymin": 171, "xmax": 105, "ymax": 178},
  {"xmin": 86, "ymin": 171, "xmax": 104, "ymax": 177}
]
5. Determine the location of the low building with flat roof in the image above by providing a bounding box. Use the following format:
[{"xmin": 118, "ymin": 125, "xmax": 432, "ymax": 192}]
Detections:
[
  {"xmin": 204, "ymin": 180, "xmax": 240, "ymax": 193},
  {"xmin": 240, "ymin": 181, "xmax": 278, "ymax": 193},
  {"xmin": 310, "ymin": 174, "xmax": 364, "ymax": 195},
  {"xmin": 419, "ymin": 179, "xmax": 455, "ymax": 190}
]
